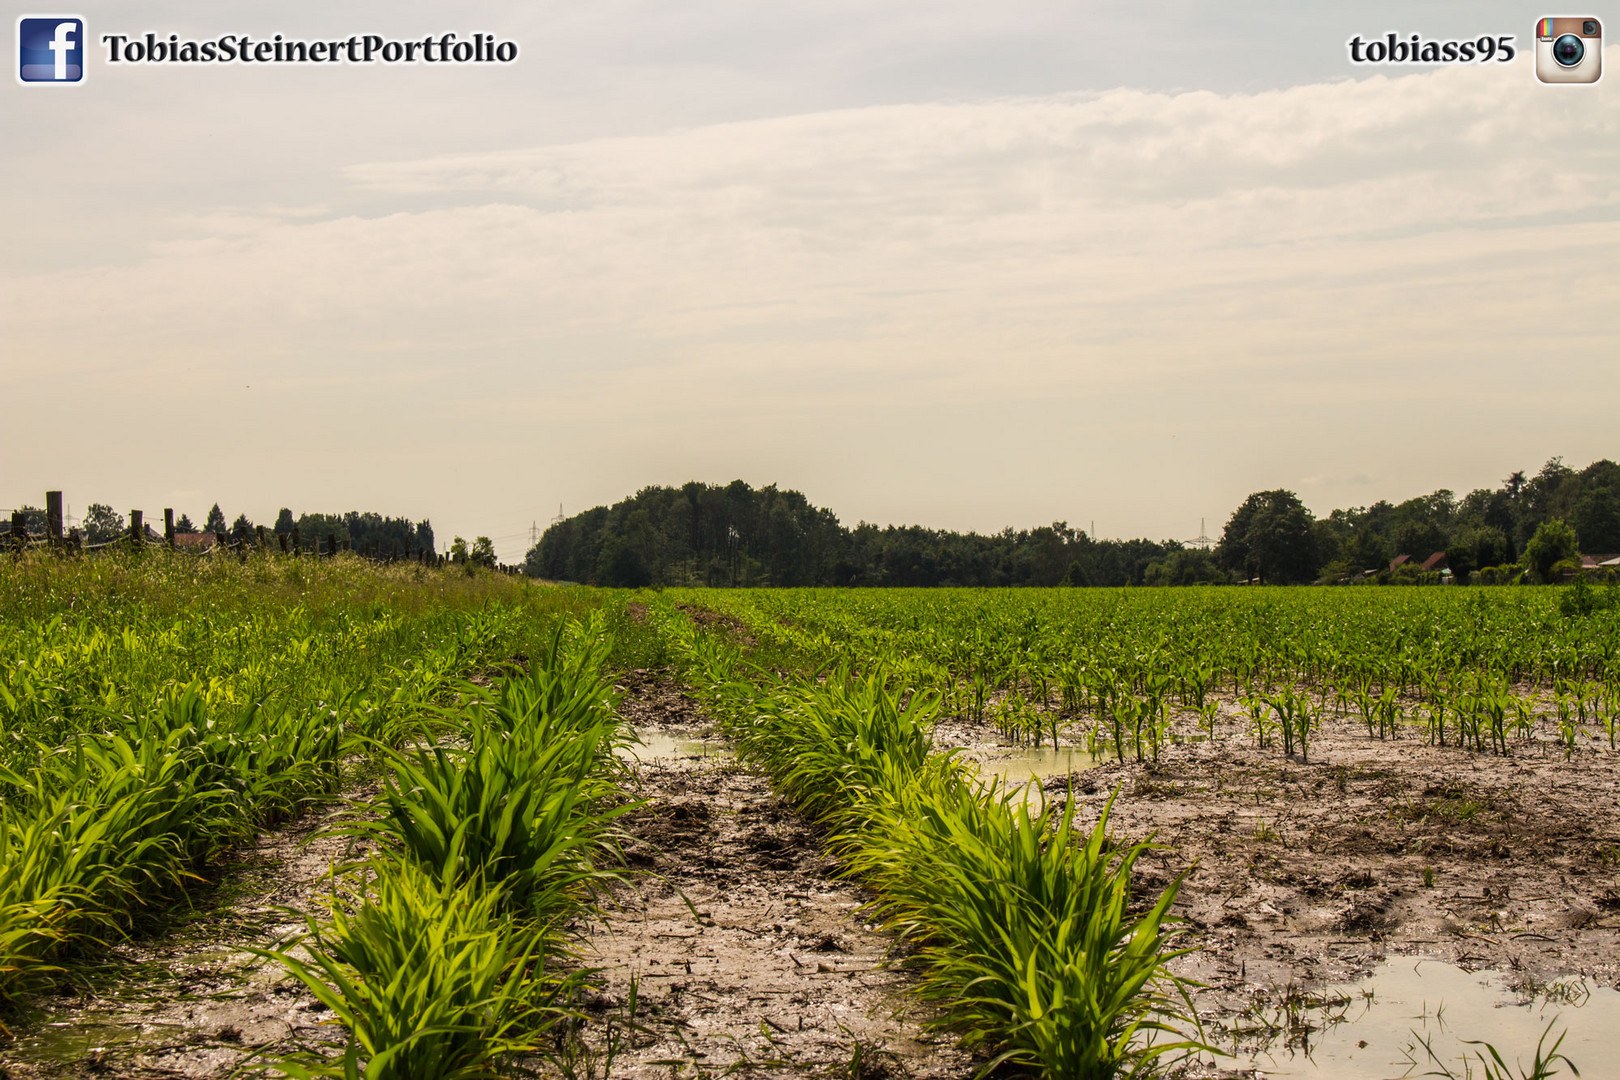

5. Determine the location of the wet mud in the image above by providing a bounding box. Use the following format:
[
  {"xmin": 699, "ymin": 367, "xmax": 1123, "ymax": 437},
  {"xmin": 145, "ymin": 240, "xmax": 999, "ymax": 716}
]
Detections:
[
  {"xmin": 1025, "ymin": 706, "xmax": 1620, "ymax": 1074},
  {"xmin": 588, "ymin": 671, "xmax": 971, "ymax": 1078}
]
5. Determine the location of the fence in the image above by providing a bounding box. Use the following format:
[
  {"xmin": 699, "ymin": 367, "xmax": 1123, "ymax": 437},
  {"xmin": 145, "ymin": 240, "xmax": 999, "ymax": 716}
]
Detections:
[{"xmin": 7, "ymin": 491, "xmax": 525, "ymax": 575}]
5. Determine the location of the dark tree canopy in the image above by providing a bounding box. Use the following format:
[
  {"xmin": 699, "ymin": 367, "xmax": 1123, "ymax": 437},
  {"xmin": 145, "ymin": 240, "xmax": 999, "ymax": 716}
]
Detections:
[
  {"xmin": 292, "ymin": 511, "xmax": 434, "ymax": 554},
  {"xmin": 527, "ymin": 456, "xmax": 1618, "ymax": 589},
  {"xmin": 204, "ymin": 504, "xmax": 227, "ymax": 535},
  {"xmin": 526, "ymin": 481, "xmax": 1174, "ymax": 588},
  {"xmin": 1216, "ymin": 490, "xmax": 1318, "ymax": 584},
  {"xmin": 82, "ymin": 504, "xmax": 124, "ymax": 545}
]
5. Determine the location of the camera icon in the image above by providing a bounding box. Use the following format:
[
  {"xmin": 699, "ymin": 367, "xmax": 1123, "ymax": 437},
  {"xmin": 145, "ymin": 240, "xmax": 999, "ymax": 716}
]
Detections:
[{"xmin": 1536, "ymin": 16, "xmax": 1602, "ymax": 82}]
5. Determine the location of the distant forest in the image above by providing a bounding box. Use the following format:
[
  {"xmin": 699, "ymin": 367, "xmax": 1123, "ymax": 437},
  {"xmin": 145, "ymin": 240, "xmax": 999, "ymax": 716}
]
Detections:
[
  {"xmin": 525, "ymin": 457, "xmax": 1620, "ymax": 587},
  {"xmin": 6, "ymin": 502, "xmax": 434, "ymax": 555}
]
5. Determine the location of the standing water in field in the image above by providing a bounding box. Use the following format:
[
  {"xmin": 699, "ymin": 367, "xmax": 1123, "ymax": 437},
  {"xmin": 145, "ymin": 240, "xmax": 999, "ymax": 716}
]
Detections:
[
  {"xmin": 972, "ymin": 743, "xmax": 1106, "ymax": 785},
  {"xmin": 619, "ymin": 728, "xmax": 732, "ymax": 764},
  {"xmin": 1225, "ymin": 957, "xmax": 1619, "ymax": 1078}
]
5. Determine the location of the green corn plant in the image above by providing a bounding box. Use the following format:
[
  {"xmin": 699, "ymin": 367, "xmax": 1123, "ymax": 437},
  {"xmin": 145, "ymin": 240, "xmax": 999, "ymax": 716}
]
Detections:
[
  {"xmin": 1354, "ymin": 680, "xmax": 1379, "ymax": 738},
  {"xmin": 1479, "ymin": 682, "xmax": 1511, "ymax": 756},
  {"xmin": 1265, "ymin": 685, "xmax": 1313, "ymax": 762},
  {"xmin": 1405, "ymin": 1018, "xmax": 1579, "ymax": 1080},
  {"xmin": 1243, "ymin": 694, "xmax": 1274, "ymax": 750},
  {"xmin": 1376, "ymin": 684, "xmax": 1403, "ymax": 742},
  {"xmin": 1510, "ymin": 697, "xmax": 1539, "ymax": 742},
  {"xmin": 1113, "ymin": 697, "xmax": 1148, "ymax": 764},
  {"xmin": 850, "ymin": 785, "xmax": 1205, "ymax": 1080},
  {"xmin": 265, "ymin": 858, "xmax": 575, "ymax": 1080}
]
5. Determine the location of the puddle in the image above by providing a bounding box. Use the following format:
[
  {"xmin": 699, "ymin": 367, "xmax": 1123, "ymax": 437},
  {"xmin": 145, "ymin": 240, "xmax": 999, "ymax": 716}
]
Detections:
[
  {"xmin": 620, "ymin": 729, "xmax": 732, "ymax": 765},
  {"xmin": 1225, "ymin": 958, "xmax": 1620, "ymax": 1078},
  {"xmin": 972, "ymin": 744, "xmax": 1106, "ymax": 784},
  {"xmin": 12, "ymin": 1018, "xmax": 151, "ymax": 1060}
]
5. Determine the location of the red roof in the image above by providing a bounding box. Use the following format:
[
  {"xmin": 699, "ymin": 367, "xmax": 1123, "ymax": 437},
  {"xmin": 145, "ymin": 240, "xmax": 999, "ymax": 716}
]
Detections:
[
  {"xmin": 1421, "ymin": 551, "xmax": 1448, "ymax": 571},
  {"xmin": 1389, "ymin": 554, "xmax": 1411, "ymax": 571}
]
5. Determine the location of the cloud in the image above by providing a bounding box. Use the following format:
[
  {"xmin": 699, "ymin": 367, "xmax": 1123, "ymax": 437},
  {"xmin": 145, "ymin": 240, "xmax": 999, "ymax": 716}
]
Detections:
[
  {"xmin": 9, "ymin": 58, "xmax": 1611, "ymax": 374},
  {"xmin": 2, "ymin": 58, "xmax": 1615, "ymax": 547}
]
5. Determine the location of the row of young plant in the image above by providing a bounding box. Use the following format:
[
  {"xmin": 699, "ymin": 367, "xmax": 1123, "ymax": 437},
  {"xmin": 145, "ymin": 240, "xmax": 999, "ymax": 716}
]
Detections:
[
  {"xmin": 0, "ymin": 552, "xmax": 601, "ymax": 1016},
  {"xmin": 670, "ymin": 588, "xmax": 1620, "ymax": 763},
  {"xmin": 649, "ymin": 601, "xmax": 1204, "ymax": 1079},
  {"xmin": 266, "ymin": 615, "xmax": 637, "ymax": 1079}
]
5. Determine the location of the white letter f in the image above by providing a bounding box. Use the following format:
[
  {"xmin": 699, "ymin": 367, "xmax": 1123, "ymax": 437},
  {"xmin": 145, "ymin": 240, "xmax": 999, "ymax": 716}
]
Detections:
[{"xmin": 49, "ymin": 20, "xmax": 76, "ymax": 80}]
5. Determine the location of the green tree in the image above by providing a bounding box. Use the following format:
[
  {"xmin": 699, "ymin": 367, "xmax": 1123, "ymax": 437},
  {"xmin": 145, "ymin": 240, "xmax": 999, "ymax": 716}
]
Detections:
[
  {"xmin": 231, "ymin": 514, "xmax": 254, "ymax": 545},
  {"xmin": 1145, "ymin": 547, "xmax": 1226, "ymax": 586},
  {"xmin": 1217, "ymin": 490, "xmax": 1319, "ymax": 584},
  {"xmin": 1573, "ymin": 490, "xmax": 1620, "ymax": 552},
  {"xmin": 470, "ymin": 536, "xmax": 496, "ymax": 569},
  {"xmin": 204, "ymin": 504, "xmax": 227, "ymax": 535},
  {"xmin": 1523, "ymin": 518, "xmax": 1578, "ymax": 583},
  {"xmin": 82, "ymin": 504, "xmax": 124, "ymax": 545},
  {"xmin": 174, "ymin": 513, "xmax": 196, "ymax": 533},
  {"xmin": 273, "ymin": 508, "xmax": 295, "ymax": 534},
  {"xmin": 449, "ymin": 536, "xmax": 469, "ymax": 564}
]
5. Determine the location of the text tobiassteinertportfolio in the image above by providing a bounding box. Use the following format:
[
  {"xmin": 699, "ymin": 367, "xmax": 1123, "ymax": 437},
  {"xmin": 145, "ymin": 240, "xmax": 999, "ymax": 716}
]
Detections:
[{"xmin": 101, "ymin": 32, "xmax": 518, "ymax": 65}]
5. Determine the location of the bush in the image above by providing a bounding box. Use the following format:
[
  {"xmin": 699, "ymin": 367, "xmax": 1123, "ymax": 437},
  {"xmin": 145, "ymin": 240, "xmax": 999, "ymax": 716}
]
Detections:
[{"xmin": 1524, "ymin": 519, "xmax": 1579, "ymax": 583}]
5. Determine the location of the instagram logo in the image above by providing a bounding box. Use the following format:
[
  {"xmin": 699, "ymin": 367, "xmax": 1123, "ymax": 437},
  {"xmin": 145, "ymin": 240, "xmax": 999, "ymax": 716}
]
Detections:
[{"xmin": 1535, "ymin": 17, "xmax": 1602, "ymax": 83}]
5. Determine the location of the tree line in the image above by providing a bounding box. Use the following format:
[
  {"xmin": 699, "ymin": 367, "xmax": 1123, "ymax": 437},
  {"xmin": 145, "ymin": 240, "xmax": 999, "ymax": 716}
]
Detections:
[
  {"xmin": 7, "ymin": 501, "xmax": 435, "ymax": 555},
  {"xmin": 1221, "ymin": 457, "xmax": 1618, "ymax": 584},
  {"xmin": 526, "ymin": 458, "xmax": 1619, "ymax": 588}
]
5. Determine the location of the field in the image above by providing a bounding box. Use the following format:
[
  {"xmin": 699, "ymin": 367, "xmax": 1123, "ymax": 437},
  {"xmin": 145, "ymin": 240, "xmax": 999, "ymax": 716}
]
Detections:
[{"xmin": 0, "ymin": 559, "xmax": 1616, "ymax": 1078}]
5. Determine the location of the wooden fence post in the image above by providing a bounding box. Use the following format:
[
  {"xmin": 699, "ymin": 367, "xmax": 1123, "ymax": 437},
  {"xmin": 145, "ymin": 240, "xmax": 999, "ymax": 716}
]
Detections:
[
  {"xmin": 291, "ymin": 526, "xmax": 301, "ymax": 557},
  {"xmin": 278, "ymin": 532, "xmax": 288, "ymax": 554},
  {"xmin": 165, "ymin": 509, "xmax": 176, "ymax": 549},
  {"xmin": 327, "ymin": 533, "xmax": 337, "ymax": 559},
  {"xmin": 343, "ymin": 538, "xmax": 351, "ymax": 552},
  {"xmin": 130, "ymin": 510, "xmax": 144, "ymax": 551},
  {"xmin": 46, "ymin": 491, "xmax": 63, "ymax": 551},
  {"xmin": 256, "ymin": 524, "xmax": 266, "ymax": 550},
  {"xmin": 10, "ymin": 511, "xmax": 24, "ymax": 556}
]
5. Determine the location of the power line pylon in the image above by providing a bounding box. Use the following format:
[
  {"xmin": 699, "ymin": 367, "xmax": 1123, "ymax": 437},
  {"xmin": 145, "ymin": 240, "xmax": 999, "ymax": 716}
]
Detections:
[{"xmin": 1184, "ymin": 518, "xmax": 1215, "ymax": 549}]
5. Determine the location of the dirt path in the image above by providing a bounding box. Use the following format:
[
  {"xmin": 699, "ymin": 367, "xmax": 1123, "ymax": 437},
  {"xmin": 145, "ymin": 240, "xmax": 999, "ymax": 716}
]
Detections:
[
  {"xmin": 0, "ymin": 790, "xmax": 374, "ymax": 1079},
  {"xmin": 587, "ymin": 672, "xmax": 973, "ymax": 1078}
]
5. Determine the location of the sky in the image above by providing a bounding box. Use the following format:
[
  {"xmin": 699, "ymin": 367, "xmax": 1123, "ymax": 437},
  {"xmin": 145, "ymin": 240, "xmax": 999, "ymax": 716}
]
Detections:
[{"xmin": 3, "ymin": 2, "xmax": 1616, "ymax": 561}]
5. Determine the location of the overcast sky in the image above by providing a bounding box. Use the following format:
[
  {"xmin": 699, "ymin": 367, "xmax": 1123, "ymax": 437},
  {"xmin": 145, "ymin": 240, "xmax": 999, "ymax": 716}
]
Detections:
[{"xmin": 3, "ymin": 2, "xmax": 1615, "ymax": 560}]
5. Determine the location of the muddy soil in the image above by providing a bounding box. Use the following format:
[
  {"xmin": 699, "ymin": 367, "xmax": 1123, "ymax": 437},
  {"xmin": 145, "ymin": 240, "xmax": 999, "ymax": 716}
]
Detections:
[
  {"xmin": 586, "ymin": 671, "xmax": 972, "ymax": 1078},
  {"xmin": 1019, "ymin": 709, "xmax": 1620, "ymax": 1057},
  {"xmin": 0, "ymin": 790, "xmax": 377, "ymax": 1079}
]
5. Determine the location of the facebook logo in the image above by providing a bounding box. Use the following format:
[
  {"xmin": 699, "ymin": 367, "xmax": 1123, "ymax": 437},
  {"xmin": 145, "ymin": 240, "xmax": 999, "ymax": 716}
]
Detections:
[{"xmin": 17, "ymin": 16, "xmax": 86, "ymax": 83}]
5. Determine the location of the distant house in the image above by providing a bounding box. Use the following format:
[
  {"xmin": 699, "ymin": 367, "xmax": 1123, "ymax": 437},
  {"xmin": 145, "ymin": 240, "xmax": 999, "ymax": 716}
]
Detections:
[
  {"xmin": 1420, "ymin": 551, "xmax": 1448, "ymax": 572},
  {"xmin": 173, "ymin": 532, "xmax": 218, "ymax": 551},
  {"xmin": 1579, "ymin": 554, "xmax": 1619, "ymax": 569},
  {"xmin": 1389, "ymin": 554, "xmax": 1412, "ymax": 572}
]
